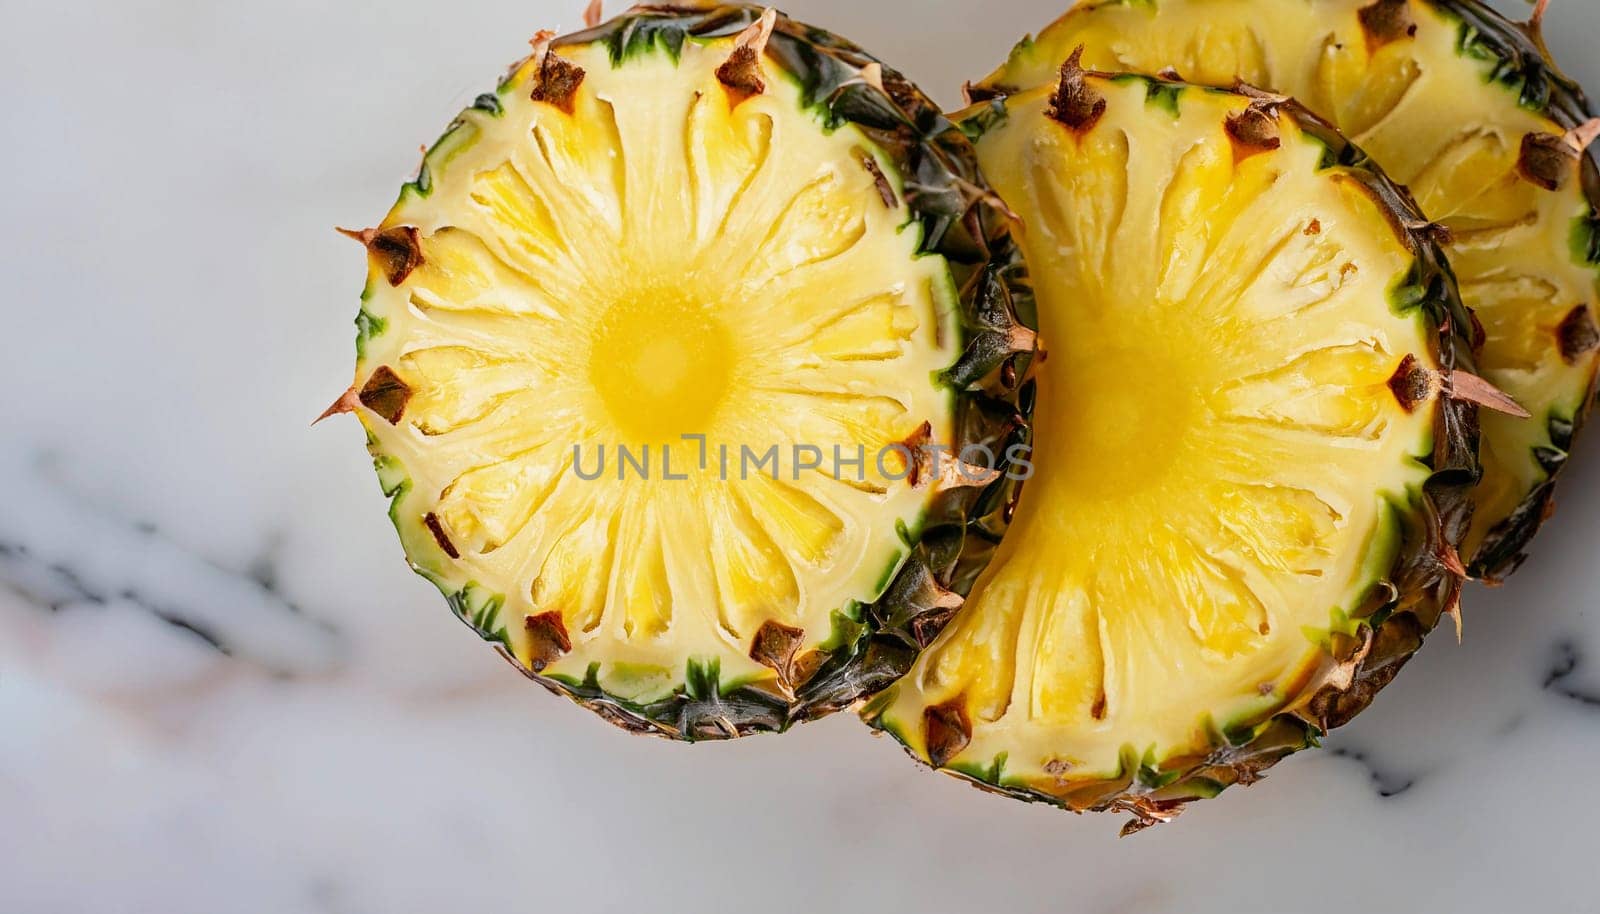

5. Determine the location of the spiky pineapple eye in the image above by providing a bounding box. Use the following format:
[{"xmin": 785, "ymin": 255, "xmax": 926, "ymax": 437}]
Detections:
[{"xmin": 344, "ymin": 7, "xmax": 1031, "ymax": 738}]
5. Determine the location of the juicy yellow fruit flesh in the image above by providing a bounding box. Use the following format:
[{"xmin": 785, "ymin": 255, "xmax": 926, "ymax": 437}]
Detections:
[
  {"xmin": 878, "ymin": 81, "xmax": 1439, "ymax": 781},
  {"xmin": 992, "ymin": 0, "xmax": 1600, "ymax": 564},
  {"xmin": 588, "ymin": 288, "xmax": 738, "ymax": 442},
  {"xmin": 358, "ymin": 40, "xmax": 962, "ymax": 695}
]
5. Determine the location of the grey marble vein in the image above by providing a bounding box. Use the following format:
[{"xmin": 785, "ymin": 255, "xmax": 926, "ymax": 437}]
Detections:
[
  {"xmin": 0, "ymin": 456, "xmax": 344, "ymax": 676},
  {"xmin": 1327, "ymin": 745, "xmax": 1421, "ymax": 798},
  {"xmin": 1544, "ymin": 640, "xmax": 1600, "ymax": 709}
]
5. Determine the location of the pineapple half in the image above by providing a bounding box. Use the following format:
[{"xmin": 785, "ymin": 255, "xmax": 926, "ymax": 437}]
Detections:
[
  {"xmin": 339, "ymin": 4, "xmax": 1033, "ymax": 738},
  {"xmin": 862, "ymin": 66, "xmax": 1480, "ymax": 829},
  {"xmin": 973, "ymin": 0, "xmax": 1600, "ymax": 579}
]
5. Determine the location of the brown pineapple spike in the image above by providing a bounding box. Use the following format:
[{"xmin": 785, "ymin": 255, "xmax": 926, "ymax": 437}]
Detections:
[{"xmin": 715, "ymin": 7, "xmax": 776, "ymax": 107}]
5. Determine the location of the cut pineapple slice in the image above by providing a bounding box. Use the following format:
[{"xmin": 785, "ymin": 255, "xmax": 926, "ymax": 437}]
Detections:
[
  {"xmin": 343, "ymin": 5, "xmax": 1031, "ymax": 738},
  {"xmin": 864, "ymin": 71, "xmax": 1476, "ymax": 827},
  {"xmin": 976, "ymin": 0, "xmax": 1600, "ymax": 578}
]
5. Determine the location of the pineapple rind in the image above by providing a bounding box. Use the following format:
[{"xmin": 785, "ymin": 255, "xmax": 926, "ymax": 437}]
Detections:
[
  {"xmin": 348, "ymin": 4, "xmax": 1034, "ymax": 740},
  {"xmin": 864, "ymin": 76, "xmax": 1478, "ymax": 827},
  {"xmin": 975, "ymin": 0, "xmax": 1600, "ymax": 581}
]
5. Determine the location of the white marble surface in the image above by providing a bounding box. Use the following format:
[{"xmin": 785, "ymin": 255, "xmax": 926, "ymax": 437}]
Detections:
[{"xmin": 2, "ymin": 1, "xmax": 1598, "ymax": 911}]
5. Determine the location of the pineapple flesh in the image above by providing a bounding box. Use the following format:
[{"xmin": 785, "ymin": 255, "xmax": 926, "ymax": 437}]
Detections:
[
  {"xmin": 345, "ymin": 5, "xmax": 1032, "ymax": 738},
  {"xmin": 974, "ymin": 0, "xmax": 1600, "ymax": 579},
  {"xmin": 863, "ymin": 69, "xmax": 1478, "ymax": 828}
]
